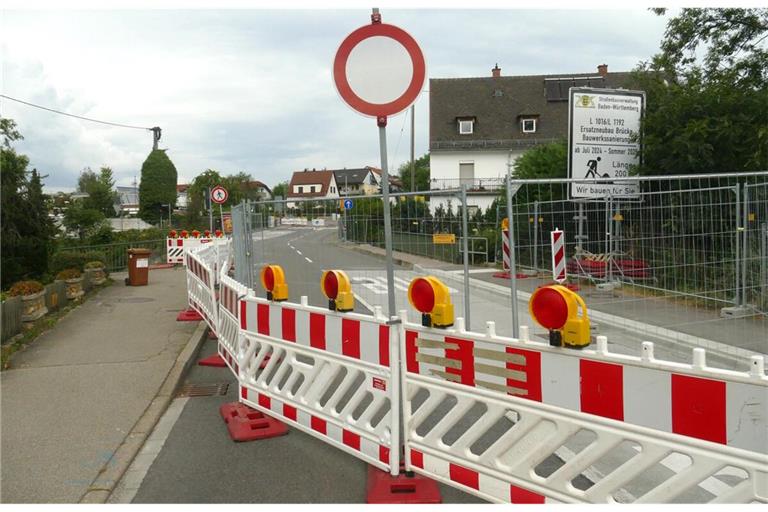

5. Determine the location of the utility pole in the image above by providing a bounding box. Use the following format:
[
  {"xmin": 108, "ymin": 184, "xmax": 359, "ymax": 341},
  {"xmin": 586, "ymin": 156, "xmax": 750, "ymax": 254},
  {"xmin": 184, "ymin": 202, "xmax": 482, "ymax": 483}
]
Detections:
[
  {"xmin": 151, "ymin": 127, "xmax": 162, "ymax": 150},
  {"xmin": 410, "ymin": 104, "xmax": 415, "ymax": 192}
]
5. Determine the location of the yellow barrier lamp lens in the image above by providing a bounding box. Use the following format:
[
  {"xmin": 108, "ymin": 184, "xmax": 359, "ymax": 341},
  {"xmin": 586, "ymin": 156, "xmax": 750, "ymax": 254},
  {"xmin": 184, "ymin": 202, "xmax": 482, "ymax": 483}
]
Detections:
[
  {"xmin": 501, "ymin": 218, "xmax": 509, "ymax": 230},
  {"xmin": 261, "ymin": 265, "xmax": 288, "ymax": 301}
]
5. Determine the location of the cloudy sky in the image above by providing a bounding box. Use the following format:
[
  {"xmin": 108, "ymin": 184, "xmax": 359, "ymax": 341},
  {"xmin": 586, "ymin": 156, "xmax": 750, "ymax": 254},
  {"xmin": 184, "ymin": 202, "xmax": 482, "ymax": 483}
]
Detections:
[{"xmin": 1, "ymin": 7, "xmax": 670, "ymax": 192}]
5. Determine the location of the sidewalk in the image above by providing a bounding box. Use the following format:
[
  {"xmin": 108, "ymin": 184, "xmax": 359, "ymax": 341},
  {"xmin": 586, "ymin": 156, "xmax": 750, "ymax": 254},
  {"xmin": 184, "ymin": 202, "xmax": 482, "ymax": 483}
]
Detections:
[{"xmin": 0, "ymin": 268, "xmax": 205, "ymax": 503}]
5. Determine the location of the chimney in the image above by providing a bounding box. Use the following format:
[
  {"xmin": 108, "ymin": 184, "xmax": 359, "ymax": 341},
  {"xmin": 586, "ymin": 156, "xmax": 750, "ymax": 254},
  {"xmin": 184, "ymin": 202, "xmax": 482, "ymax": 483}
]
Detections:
[
  {"xmin": 492, "ymin": 63, "xmax": 501, "ymax": 78},
  {"xmin": 597, "ymin": 63, "xmax": 608, "ymax": 77}
]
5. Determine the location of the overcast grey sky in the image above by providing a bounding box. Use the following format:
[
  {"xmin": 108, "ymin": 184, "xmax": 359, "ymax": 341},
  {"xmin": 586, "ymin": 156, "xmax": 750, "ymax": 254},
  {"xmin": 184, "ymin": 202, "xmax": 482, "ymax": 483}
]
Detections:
[{"xmin": 1, "ymin": 9, "xmax": 670, "ymax": 192}]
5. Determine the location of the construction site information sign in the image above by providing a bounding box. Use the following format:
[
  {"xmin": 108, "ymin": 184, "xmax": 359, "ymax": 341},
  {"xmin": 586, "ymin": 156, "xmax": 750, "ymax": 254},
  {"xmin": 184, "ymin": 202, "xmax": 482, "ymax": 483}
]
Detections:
[{"xmin": 568, "ymin": 87, "xmax": 644, "ymax": 200}]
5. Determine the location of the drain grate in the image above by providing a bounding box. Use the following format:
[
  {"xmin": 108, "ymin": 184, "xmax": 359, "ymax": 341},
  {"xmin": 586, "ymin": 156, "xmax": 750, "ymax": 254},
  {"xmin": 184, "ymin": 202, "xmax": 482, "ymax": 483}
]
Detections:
[{"xmin": 176, "ymin": 382, "xmax": 229, "ymax": 397}]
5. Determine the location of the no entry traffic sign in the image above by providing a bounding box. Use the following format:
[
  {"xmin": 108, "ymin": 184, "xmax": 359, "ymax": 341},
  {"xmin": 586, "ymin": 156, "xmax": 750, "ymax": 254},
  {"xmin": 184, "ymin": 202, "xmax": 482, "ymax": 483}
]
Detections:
[
  {"xmin": 211, "ymin": 185, "xmax": 228, "ymax": 204},
  {"xmin": 333, "ymin": 14, "xmax": 426, "ymax": 120}
]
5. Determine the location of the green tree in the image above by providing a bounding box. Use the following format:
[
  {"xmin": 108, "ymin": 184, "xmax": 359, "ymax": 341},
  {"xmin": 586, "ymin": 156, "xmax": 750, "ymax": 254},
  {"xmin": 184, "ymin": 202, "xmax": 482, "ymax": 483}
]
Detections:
[
  {"xmin": 139, "ymin": 149, "xmax": 178, "ymax": 223},
  {"xmin": 635, "ymin": 8, "xmax": 768, "ymax": 174},
  {"xmin": 187, "ymin": 169, "xmax": 224, "ymax": 217},
  {"xmin": 272, "ymin": 181, "xmax": 288, "ymax": 199},
  {"xmin": 1, "ymin": 119, "xmax": 55, "ymax": 287},
  {"xmin": 513, "ymin": 140, "xmax": 567, "ymax": 179},
  {"xmin": 397, "ymin": 153, "xmax": 430, "ymax": 192},
  {"xmin": 63, "ymin": 201, "xmax": 105, "ymax": 241},
  {"xmin": 78, "ymin": 166, "xmax": 117, "ymax": 217}
]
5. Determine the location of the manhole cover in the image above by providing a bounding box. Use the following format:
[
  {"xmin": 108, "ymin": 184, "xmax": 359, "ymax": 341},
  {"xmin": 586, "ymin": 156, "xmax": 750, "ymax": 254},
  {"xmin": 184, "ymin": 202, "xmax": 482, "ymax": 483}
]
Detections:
[
  {"xmin": 118, "ymin": 297, "xmax": 156, "ymax": 303},
  {"xmin": 176, "ymin": 382, "xmax": 229, "ymax": 398}
]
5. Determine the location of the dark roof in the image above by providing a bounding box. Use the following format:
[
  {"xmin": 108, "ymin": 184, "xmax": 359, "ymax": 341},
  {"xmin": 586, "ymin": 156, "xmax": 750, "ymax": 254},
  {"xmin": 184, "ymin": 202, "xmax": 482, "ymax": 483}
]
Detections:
[
  {"xmin": 287, "ymin": 170, "xmax": 336, "ymax": 198},
  {"xmin": 334, "ymin": 167, "xmax": 376, "ymax": 186},
  {"xmin": 430, "ymin": 70, "xmax": 637, "ymax": 151},
  {"xmin": 244, "ymin": 180, "xmax": 272, "ymax": 196}
]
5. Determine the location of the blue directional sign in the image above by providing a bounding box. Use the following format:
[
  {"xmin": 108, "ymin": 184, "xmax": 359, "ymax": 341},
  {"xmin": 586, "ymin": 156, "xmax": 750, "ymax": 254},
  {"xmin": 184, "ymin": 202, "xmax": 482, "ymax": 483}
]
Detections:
[{"xmin": 344, "ymin": 199, "xmax": 353, "ymax": 210}]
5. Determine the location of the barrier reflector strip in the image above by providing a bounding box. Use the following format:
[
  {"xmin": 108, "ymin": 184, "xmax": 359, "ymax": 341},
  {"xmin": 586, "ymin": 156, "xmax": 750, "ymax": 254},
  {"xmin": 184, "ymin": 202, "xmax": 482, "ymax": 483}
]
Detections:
[
  {"xmin": 269, "ymin": 304, "xmax": 283, "ymax": 340},
  {"xmin": 241, "ymin": 386, "xmax": 248, "ymax": 400},
  {"xmin": 449, "ymin": 463, "xmax": 479, "ymax": 490},
  {"xmin": 445, "ymin": 337, "xmax": 475, "ymax": 386},
  {"xmin": 258, "ymin": 393, "xmax": 271, "ymax": 409},
  {"xmin": 282, "ymin": 308, "xmax": 296, "ymax": 342},
  {"xmin": 343, "ymin": 429, "xmax": 361, "ymax": 450},
  {"xmin": 406, "ymin": 330, "xmax": 419, "ymax": 373},
  {"xmin": 283, "ymin": 404, "xmax": 297, "ymax": 421},
  {"xmin": 540, "ymin": 351, "xmax": 580, "ymax": 410},
  {"xmin": 325, "ymin": 315, "xmax": 342, "ymax": 354},
  {"xmin": 624, "ymin": 366, "xmax": 672, "ymax": 432},
  {"xmin": 511, "ymin": 485, "xmax": 546, "ymax": 504},
  {"xmin": 580, "ymin": 359, "xmax": 624, "ymax": 421},
  {"xmin": 379, "ymin": 326, "xmax": 390, "ymax": 366},
  {"xmin": 379, "ymin": 446, "xmax": 390, "ymax": 465},
  {"xmin": 310, "ymin": 313, "xmax": 326, "ymax": 350},
  {"xmin": 411, "ymin": 449, "xmax": 424, "ymax": 469},
  {"xmin": 311, "ymin": 416, "xmax": 327, "ymax": 435},
  {"xmin": 726, "ymin": 380, "xmax": 768, "ymax": 452},
  {"xmin": 672, "ymin": 374, "xmax": 726, "ymax": 444},
  {"xmin": 240, "ymin": 300, "xmax": 246, "ymax": 329},
  {"xmin": 257, "ymin": 304, "xmax": 270, "ymax": 336},
  {"xmin": 506, "ymin": 347, "xmax": 541, "ymax": 401},
  {"xmin": 341, "ymin": 318, "xmax": 360, "ymax": 359}
]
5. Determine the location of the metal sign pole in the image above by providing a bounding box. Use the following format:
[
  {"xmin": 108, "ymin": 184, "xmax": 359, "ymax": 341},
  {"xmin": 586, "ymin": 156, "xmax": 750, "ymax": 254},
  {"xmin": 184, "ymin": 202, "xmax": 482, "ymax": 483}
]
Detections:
[
  {"xmin": 219, "ymin": 203, "xmax": 225, "ymax": 234},
  {"xmin": 207, "ymin": 187, "xmax": 213, "ymax": 234},
  {"xmin": 378, "ymin": 118, "xmax": 396, "ymax": 319},
  {"xmin": 506, "ymin": 177, "xmax": 520, "ymax": 338},
  {"xmin": 460, "ymin": 184, "xmax": 471, "ymax": 330}
]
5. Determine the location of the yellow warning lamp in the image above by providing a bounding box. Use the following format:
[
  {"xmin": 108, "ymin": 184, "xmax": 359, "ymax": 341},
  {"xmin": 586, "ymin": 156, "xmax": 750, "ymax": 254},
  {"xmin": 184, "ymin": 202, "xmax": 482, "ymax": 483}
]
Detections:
[
  {"xmin": 529, "ymin": 285, "xmax": 591, "ymax": 348},
  {"xmin": 260, "ymin": 264, "xmax": 288, "ymax": 301},
  {"xmin": 407, "ymin": 276, "xmax": 454, "ymax": 328},
  {"xmin": 501, "ymin": 218, "xmax": 509, "ymax": 230},
  {"xmin": 321, "ymin": 270, "xmax": 354, "ymax": 312}
]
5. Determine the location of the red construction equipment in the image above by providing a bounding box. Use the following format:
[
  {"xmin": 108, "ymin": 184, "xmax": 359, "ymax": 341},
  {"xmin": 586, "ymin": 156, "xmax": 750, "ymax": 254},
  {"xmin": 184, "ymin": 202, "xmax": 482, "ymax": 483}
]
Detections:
[
  {"xmin": 177, "ymin": 308, "xmax": 203, "ymax": 322},
  {"xmin": 219, "ymin": 402, "xmax": 288, "ymax": 442},
  {"xmin": 366, "ymin": 464, "xmax": 442, "ymax": 504},
  {"xmin": 198, "ymin": 354, "xmax": 227, "ymax": 367}
]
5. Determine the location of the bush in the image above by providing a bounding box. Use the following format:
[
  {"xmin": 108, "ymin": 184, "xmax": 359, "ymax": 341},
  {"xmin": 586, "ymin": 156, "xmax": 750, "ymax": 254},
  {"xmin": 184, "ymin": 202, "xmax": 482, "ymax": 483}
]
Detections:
[
  {"xmin": 56, "ymin": 268, "xmax": 82, "ymax": 280},
  {"xmin": 50, "ymin": 251, "xmax": 106, "ymax": 273},
  {"xmin": 8, "ymin": 280, "xmax": 44, "ymax": 296}
]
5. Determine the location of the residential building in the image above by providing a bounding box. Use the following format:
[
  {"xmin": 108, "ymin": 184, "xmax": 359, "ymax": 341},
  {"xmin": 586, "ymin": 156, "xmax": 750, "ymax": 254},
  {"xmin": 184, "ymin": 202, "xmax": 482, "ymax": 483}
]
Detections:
[
  {"xmin": 242, "ymin": 180, "xmax": 273, "ymax": 201},
  {"xmin": 114, "ymin": 186, "xmax": 140, "ymax": 216},
  {"xmin": 429, "ymin": 64, "xmax": 634, "ymax": 213},
  {"xmin": 286, "ymin": 169, "xmax": 340, "ymax": 208},
  {"xmin": 334, "ymin": 167, "xmax": 381, "ymax": 196},
  {"xmin": 176, "ymin": 184, "xmax": 190, "ymax": 210}
]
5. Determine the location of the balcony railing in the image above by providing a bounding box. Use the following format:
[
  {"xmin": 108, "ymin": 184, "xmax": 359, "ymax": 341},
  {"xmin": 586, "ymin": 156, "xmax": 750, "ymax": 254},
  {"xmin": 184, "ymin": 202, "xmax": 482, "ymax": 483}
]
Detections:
[
  {"xmin": 430, "ymin": 137, "xmax": 559, "ymax": 151},
  {"xmin": 430, "ymin": 177, "xmax": 506, "ymax": 192}
]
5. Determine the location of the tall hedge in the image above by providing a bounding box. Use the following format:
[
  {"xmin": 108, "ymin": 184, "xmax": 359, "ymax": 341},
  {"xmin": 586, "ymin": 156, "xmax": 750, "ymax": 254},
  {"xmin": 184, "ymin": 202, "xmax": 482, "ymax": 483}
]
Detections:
[{"xmin": 139, "ymin": 149, "xmax": 177, "ymax": 223}]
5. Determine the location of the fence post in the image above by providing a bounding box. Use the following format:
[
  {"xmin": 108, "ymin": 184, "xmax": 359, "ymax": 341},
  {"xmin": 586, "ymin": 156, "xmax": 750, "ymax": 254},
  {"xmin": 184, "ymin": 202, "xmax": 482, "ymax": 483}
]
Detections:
[
  {"xmin": 460, "ymin": 184, "xmax": 471, "ymax": 330},
  {"xmin": 742, "ymin": 183, "xmax": 749, "ymax": 307},
  {"xmin": 532, "ymin": 200, "xmax": 539, "ymax": 272},
  {"xmin": 761, "ymin": 222, "xmax": 767, "ymax": 308},
  {"xmin": 734, "ymin": 185, "xmax": 741, "ymax": 306},
  {"xmin": 505, "ymin": 177, "xmax": 520, "ymax": 338}
]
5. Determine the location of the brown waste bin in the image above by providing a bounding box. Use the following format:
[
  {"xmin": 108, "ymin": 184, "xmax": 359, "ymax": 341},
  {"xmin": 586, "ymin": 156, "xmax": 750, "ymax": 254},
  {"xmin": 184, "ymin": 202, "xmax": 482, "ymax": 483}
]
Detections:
[{"xmin": 126, "ymin": 248, "xmax": 152, "ymax": 286}]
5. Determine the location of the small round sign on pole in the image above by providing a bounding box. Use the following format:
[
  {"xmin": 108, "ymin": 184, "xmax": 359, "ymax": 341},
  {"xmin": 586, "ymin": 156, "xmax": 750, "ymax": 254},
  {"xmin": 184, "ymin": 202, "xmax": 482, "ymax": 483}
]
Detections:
[{"xmin": 211, "ymin": 185, "xmax": 229, "ymax": 204}]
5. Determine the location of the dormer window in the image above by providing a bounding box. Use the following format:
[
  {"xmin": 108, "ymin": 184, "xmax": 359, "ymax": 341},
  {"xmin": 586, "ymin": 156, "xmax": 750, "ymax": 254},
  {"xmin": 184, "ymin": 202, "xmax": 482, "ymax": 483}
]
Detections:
[
  {"xmin": 521, "ymin": 118, "xmax": 537, "ymax": 133},
  {"xmin": 458, "ymin": 118, "xmax": 474, "ymax": 135}
]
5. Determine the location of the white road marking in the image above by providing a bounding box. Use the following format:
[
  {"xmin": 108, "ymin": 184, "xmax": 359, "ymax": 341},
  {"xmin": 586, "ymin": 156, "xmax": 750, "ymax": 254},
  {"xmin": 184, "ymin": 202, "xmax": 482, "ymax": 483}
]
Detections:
[
  {"xmin": 305, "ymin": 257, "xmax": 313, "ymax": 263},
  {"xmin": 296, "ymin": 250, "xmax": 302, "ymax": 256},
  {"xmin": 108, "ymin": 398, "xmax": 190, "ymax": 503}
]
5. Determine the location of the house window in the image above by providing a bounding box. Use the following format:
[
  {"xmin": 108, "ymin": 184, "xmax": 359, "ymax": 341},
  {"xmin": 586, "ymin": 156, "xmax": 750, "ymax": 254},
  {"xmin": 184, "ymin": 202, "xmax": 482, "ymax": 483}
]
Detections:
[
  {"xmin": 521, "ymin": 118, "xmax": 537, "ymax": 133},
  {"xmin": 298, "ymin": 186, "xmax": 303, "ymax": 193},
  {"xmin": 459, "ymin": 162, "xmax": 475, "ymax": 187},
  {"xmin": 458, "ymin": 119, "xmax": 474, "ymax": 135},
  {"xmin": 310, "ymin": 185, "xmax": 315, "ymax": 193}
]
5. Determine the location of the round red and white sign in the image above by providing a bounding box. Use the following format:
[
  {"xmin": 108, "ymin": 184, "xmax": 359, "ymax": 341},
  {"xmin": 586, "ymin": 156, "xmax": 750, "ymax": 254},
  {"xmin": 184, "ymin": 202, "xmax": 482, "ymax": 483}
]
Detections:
[
  {"xmin": 333, "ymin": 22, "xmax": 426, "ymax": 118},
  {"xmin": 211, "ymin": 185, "xmax": 228, "ymax": 204}
]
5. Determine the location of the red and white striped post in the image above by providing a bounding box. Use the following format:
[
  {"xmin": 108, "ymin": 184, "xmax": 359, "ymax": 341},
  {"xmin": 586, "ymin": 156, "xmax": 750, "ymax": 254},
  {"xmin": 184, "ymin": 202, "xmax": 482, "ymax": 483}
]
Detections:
[
  {"xmin": 501, "ymin": 217, "xmax": 510, "ymax": 272},
  {"xmin": 551, "ymin": 228, "xmax": 566, "ymax": 283}
]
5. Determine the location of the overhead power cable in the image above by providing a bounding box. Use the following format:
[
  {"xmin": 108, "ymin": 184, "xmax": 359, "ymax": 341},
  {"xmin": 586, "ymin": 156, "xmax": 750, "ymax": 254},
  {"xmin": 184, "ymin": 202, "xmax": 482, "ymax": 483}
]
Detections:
[{"xmin": 0, "ymin": 94, "xmax": 153, "ymax": 131}]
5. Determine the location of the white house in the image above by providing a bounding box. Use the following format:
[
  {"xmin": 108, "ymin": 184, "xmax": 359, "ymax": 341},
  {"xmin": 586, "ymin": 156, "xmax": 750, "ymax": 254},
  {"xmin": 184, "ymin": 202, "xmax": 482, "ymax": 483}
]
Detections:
[
  {"xmin": 286, "ymin": 169, "xmax": 340, "ymax": 208},
  {"xmin": 429, "ymin": 64, "xmax": 634, "ymax": 214}
]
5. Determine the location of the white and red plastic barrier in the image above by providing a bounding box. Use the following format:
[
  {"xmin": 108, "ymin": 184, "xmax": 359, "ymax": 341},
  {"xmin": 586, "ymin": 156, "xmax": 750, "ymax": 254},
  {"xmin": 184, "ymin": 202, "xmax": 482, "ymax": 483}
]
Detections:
[
  {"xmin": 201, "ymin": 273, "xmax": 768, "ymax": 503},
  {"xmin": 167, "ymin": 229, "xmax": 226, "ymax": 265}
]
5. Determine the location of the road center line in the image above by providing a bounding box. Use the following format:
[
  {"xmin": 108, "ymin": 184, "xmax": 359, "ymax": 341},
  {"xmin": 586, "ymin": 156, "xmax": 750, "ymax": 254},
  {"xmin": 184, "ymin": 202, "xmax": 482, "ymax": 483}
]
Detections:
[{"xmin": 304, "ymin": 257, "xmax": 312, "ymax": 263}]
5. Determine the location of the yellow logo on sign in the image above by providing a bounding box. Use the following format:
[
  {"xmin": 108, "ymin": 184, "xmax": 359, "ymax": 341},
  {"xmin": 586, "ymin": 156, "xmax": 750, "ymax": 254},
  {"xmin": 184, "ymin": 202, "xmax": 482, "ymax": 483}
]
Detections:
[
  {"xmin": 575, "ymin": 95, "xmax": 595, "ymax": 108},
  {"xmin": 432, "ymin": 233, "xmax": 456, "ymax": 245}
]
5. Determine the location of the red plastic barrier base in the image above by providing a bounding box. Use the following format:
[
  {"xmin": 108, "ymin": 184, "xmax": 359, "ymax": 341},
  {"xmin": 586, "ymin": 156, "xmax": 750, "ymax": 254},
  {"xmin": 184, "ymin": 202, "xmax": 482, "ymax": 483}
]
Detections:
[
  {"xmin": 366, "ymin": 465, "xmax": 442, "ymax": 504},
  {"xmin": 198, "ymin": 354, "xmax": 227, "ymax": 367},
  {"xmin": 177, "ymin": 308, "xmax": 203, "ymax": 322},
  {"xmin": 219, "ymin": 402, "xmax": 288, "ymax": 442},
  {"xmin": 492, "ymin": 271, "xmax": 530, "ymax": 279}
]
